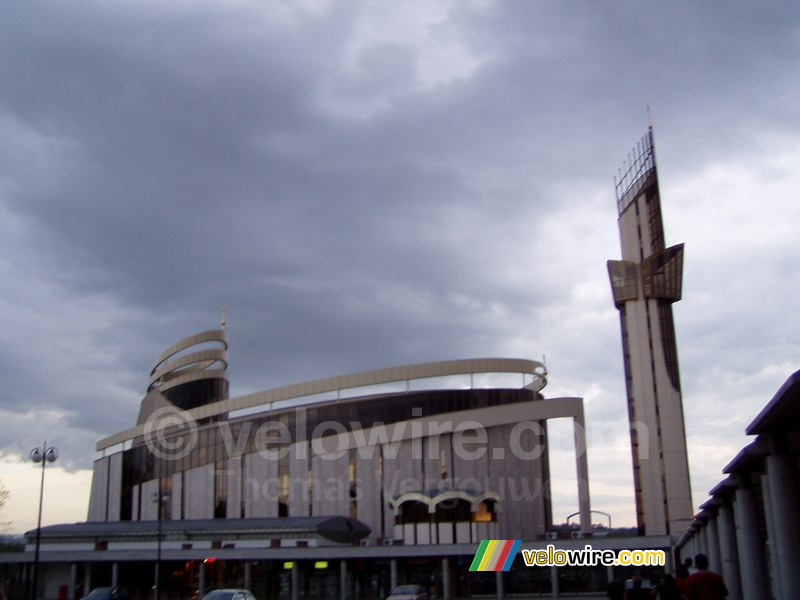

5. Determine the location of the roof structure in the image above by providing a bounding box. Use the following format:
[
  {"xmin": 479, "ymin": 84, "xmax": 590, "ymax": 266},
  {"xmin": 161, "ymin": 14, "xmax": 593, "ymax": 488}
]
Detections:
[{"xmin": 26, "ymin": 516, "xmax": 370, "ymax": 545}]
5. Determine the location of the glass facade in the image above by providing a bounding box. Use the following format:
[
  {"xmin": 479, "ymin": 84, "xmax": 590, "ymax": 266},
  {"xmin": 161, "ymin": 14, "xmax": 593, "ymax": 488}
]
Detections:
[
  {"xmin": 641, "ymin": 244, "xmax": 683, "ymax": 302},
  {"xmin": 162, "ymin": 377, "xmax": 229, "ymax": 412},
  {"xmin": 608, "ymin": 260, "xmax": 640, "ymax": 306},
  {"xmin": 120, "ymin": 387, "xmax": 541, "ymax": 521}
]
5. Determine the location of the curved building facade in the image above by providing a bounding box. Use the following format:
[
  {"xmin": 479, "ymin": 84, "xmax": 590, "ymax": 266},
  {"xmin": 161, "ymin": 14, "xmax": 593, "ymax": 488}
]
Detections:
[
  {"xmin": 21, "ymin": 329, "xmax": 598, "ymax": 600},
  {"xmin": 90, "ymin": 330, "xmax": 573, "ymax": 544}
]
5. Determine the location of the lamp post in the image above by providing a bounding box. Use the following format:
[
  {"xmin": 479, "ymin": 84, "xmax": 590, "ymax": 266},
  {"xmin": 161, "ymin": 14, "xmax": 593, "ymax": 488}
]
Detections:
[
  {"xmin": 30, "ymin": 443, "xmax": 58, "ymax": 600},
  {"xmin": 150, "ymin": 486, "xmax": 169, "ymax": 600}
]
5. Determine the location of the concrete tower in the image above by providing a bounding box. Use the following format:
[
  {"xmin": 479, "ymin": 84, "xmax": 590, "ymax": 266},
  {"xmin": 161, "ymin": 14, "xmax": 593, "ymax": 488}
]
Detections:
[{"xmin": 607, "ymin": 128, "xmax": 693, "ymax": 536}]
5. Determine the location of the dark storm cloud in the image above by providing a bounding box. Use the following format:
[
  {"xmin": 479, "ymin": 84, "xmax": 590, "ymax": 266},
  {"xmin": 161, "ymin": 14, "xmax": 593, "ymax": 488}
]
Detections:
[
  {"xmin": 0, "ymin": 0, "xmax": 560, "ymax": 458},
  {"xmin": 1, "ymin": 0, "xmax": 799, "ymax": 525}
]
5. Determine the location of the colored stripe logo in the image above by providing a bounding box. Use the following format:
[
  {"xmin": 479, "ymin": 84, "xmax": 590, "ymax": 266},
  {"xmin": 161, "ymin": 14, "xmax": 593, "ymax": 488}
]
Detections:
[{"xmin": 469, "ymin": 540, "xmax": 521, "ymax": 571}]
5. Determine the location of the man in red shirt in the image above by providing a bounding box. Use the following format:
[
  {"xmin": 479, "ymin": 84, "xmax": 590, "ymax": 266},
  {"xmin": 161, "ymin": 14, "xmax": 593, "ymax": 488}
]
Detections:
[{"xmin": 687, "ymin": 553, "xmax": 728, "ymax": 599}]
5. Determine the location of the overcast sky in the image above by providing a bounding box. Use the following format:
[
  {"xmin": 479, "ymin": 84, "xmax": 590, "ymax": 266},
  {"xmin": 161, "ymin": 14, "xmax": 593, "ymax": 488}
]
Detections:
[{"xmin": 2, "ymin": 0, "xmax": 799, "ymax": 534}]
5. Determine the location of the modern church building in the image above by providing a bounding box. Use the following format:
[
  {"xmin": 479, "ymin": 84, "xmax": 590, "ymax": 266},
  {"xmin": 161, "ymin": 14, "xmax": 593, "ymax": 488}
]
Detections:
[
  {"xmin": 89, "ymin": 328, "xmax": 569, "ymax": 544},
  {"xmin": 607, "ymin": 128, "xmax": 694, "ymax": 537},
  {"xmin": 10, "ymin": 327, "xmax": 609, "ymax": 600}
]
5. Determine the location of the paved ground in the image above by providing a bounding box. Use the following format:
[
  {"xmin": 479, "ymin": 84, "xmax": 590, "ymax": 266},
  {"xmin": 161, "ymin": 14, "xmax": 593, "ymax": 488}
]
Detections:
[{"xmin": 444, "ymin": 596, "xmax": 608, "ymax": 599}]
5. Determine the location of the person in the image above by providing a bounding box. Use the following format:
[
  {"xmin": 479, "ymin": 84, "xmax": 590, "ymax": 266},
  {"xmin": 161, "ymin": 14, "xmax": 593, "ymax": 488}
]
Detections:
[
  {"xmin": 684, "ymin": 556, "xmax": 697, "ymax": 575},
  {"xmin": 658, "ymin": 574, "xmax": 683, "ymax": 600},
  {"xmin": 675, "ymin": 564, "xmax": 690, "ymax": 597},
  {"xmin": 687, "ymin": 553, "xmax": 728, "ymax": 600},
  {"xmin": 606, "ymin": 579, "xmax": 625, "ymax": 600},
  {"xmin": 623, "ymin": 574, "xmax": 652, "ymax": 600}
]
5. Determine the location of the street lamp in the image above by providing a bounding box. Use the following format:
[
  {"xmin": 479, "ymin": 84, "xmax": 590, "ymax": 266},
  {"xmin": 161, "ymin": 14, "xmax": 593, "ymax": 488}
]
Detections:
[
  {"xmin": 30, "ymin": 443, "xmax": 58, "ymax": 600},
  {"xmin": 150, "ymin": 487, "xmax": 169, "ymax": 600}
]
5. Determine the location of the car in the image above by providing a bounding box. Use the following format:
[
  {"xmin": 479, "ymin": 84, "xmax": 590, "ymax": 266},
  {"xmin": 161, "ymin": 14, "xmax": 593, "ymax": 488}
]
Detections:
[
  {"xmin": 82, "ymin": 588, "xmax": 130, "ymax": 600},
  {"xmin": 200, "ymin": 589, "xmax": 257, "ymax": 600},
  {"xmin": 385, "ymin": 584, "xmax": 429, "ymax": 600}
]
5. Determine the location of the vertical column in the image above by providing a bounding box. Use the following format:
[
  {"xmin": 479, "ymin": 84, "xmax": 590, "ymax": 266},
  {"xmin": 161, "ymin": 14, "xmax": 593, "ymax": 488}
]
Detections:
[
  {"xmin": 340, "ymin": 560, "xmax": 347, "ymax": 600},
  {"xmin": 291, "ymin": 563, "xmax": 299, "ymax": 600},
  {"xmin": 69, "ymin": 563, "xmax": 77, "ymax": 600},
  {"xmin": 442, "ymin": 556, "xmax": 450, "ymax": 600},
  {"xmin": 390, "ymin": 560, "xmax": 397, "ymax": 591},
  {"xmin": 244, "ymin": 562, "xmax": 251, "ymax": 592},
  {"xmin": 733, "ymin": 487, "xmax": 768, "ymax": 600},
  {"xmin": 198, "ymin": 562, "xmax": 206, "ymax": 599},
  {"xmin": 550, "ymin": 565, "xmax": 559, "ymax": 599},
  {"xmin": 573, "ymin": 414, "xmax": 592, "ymax": 535},
  {"xmin": 111, "ymin": 563, "xmax": 119, "ymax": 588},
  {"xmin": 84, "ymin": 564, "xmax": 92, "ymax": 596},
  {"xmin": 765, "ymin": 452, "xmax": 800, "ymax": 598},
  {"xmin": 226, "ymin": 458, "xmax": 243, "ymax": 519},
  {"xmin": 664, "ymin": 547, "xmax": 673, "ymax": 576},
  {"xmin": 442, "ymin": 558, "xmax": 450, "ymax": 600},
  {"xmin": 606, "ymin": 565, "xmax": 614, "ymax": 585},
  {"xmin": 706, "ymin": 516, "xmax": 721, "ymax": 579},
  {"xmin": 717, "ymin": 502, "xmax": 742, "ymax": 600},
  {"xmin": 25, "ymin": 563, "xmax": 33, "ymax": 600},
  {"xmin": 760, "ymin": 473, "xmax": 783, "ymax": 600},
  {"xmin": 495, "ymin": 571, "xmax": 504, "ymax": 600}
]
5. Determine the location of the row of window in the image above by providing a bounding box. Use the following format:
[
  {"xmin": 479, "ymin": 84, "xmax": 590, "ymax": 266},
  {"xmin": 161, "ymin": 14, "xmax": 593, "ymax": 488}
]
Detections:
[
  {"xmin": 395, "ymin": 499, "xmax": 496, "ymax": 524},
  {"xmin": 122, "ymin": 388, "xmax": 538, "ymax": 486}
]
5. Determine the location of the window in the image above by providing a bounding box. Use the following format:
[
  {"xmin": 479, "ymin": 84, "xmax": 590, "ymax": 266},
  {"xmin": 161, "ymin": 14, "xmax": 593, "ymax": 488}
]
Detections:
[
  {"xmin": 473, "ymin": 500, "xmax": 496, "ymax": 523},
  {"xmin": 434, "ymin": 498, "xmax": 471, "ymax": 523},
  {"xmin": 396, "ymin": 500, "xmax": 429, "ymax": 525}
]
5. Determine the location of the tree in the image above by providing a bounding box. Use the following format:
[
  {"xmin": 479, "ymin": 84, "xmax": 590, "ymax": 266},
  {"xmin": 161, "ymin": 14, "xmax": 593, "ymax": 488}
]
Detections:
[
  {"xmin": 0, "ymin": 479, "xmax": 22, "ymax": 556},
  {"xmin": 0, "ymin": 479, "xmax": 10, "ymax": 535}
]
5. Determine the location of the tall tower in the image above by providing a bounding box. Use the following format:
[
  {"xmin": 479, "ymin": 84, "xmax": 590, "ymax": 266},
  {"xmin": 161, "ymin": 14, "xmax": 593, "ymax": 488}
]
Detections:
[{"xmin": 607, "ymin": 128, "xmax": 693, "ymax": 536}]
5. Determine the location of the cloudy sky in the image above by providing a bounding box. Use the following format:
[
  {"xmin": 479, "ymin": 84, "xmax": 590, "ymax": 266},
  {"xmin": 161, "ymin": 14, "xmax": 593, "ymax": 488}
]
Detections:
[{"xmin": 2, "ymin": 0, "xmax": 799, "ymax": 534}]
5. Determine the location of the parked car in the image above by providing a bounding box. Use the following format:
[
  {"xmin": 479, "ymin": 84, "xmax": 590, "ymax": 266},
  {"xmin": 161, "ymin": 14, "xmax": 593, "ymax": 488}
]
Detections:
[
  {"xmin": 386, "ymin": 584, "xmax": 428, "ymax": 600},
  {"xmin": 82, "ymin": 588, "xmax": 130, "ymax": 600},
  {"xmin": 200, "ymin": 589, "xmax": 257, "ymax": 600}
]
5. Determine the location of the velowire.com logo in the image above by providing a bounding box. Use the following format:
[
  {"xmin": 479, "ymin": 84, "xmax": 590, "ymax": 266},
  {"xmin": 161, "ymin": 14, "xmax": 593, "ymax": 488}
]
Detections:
[{"xmin": 469, "ymin": 540, "xmax": 521, "ymax": 572}]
